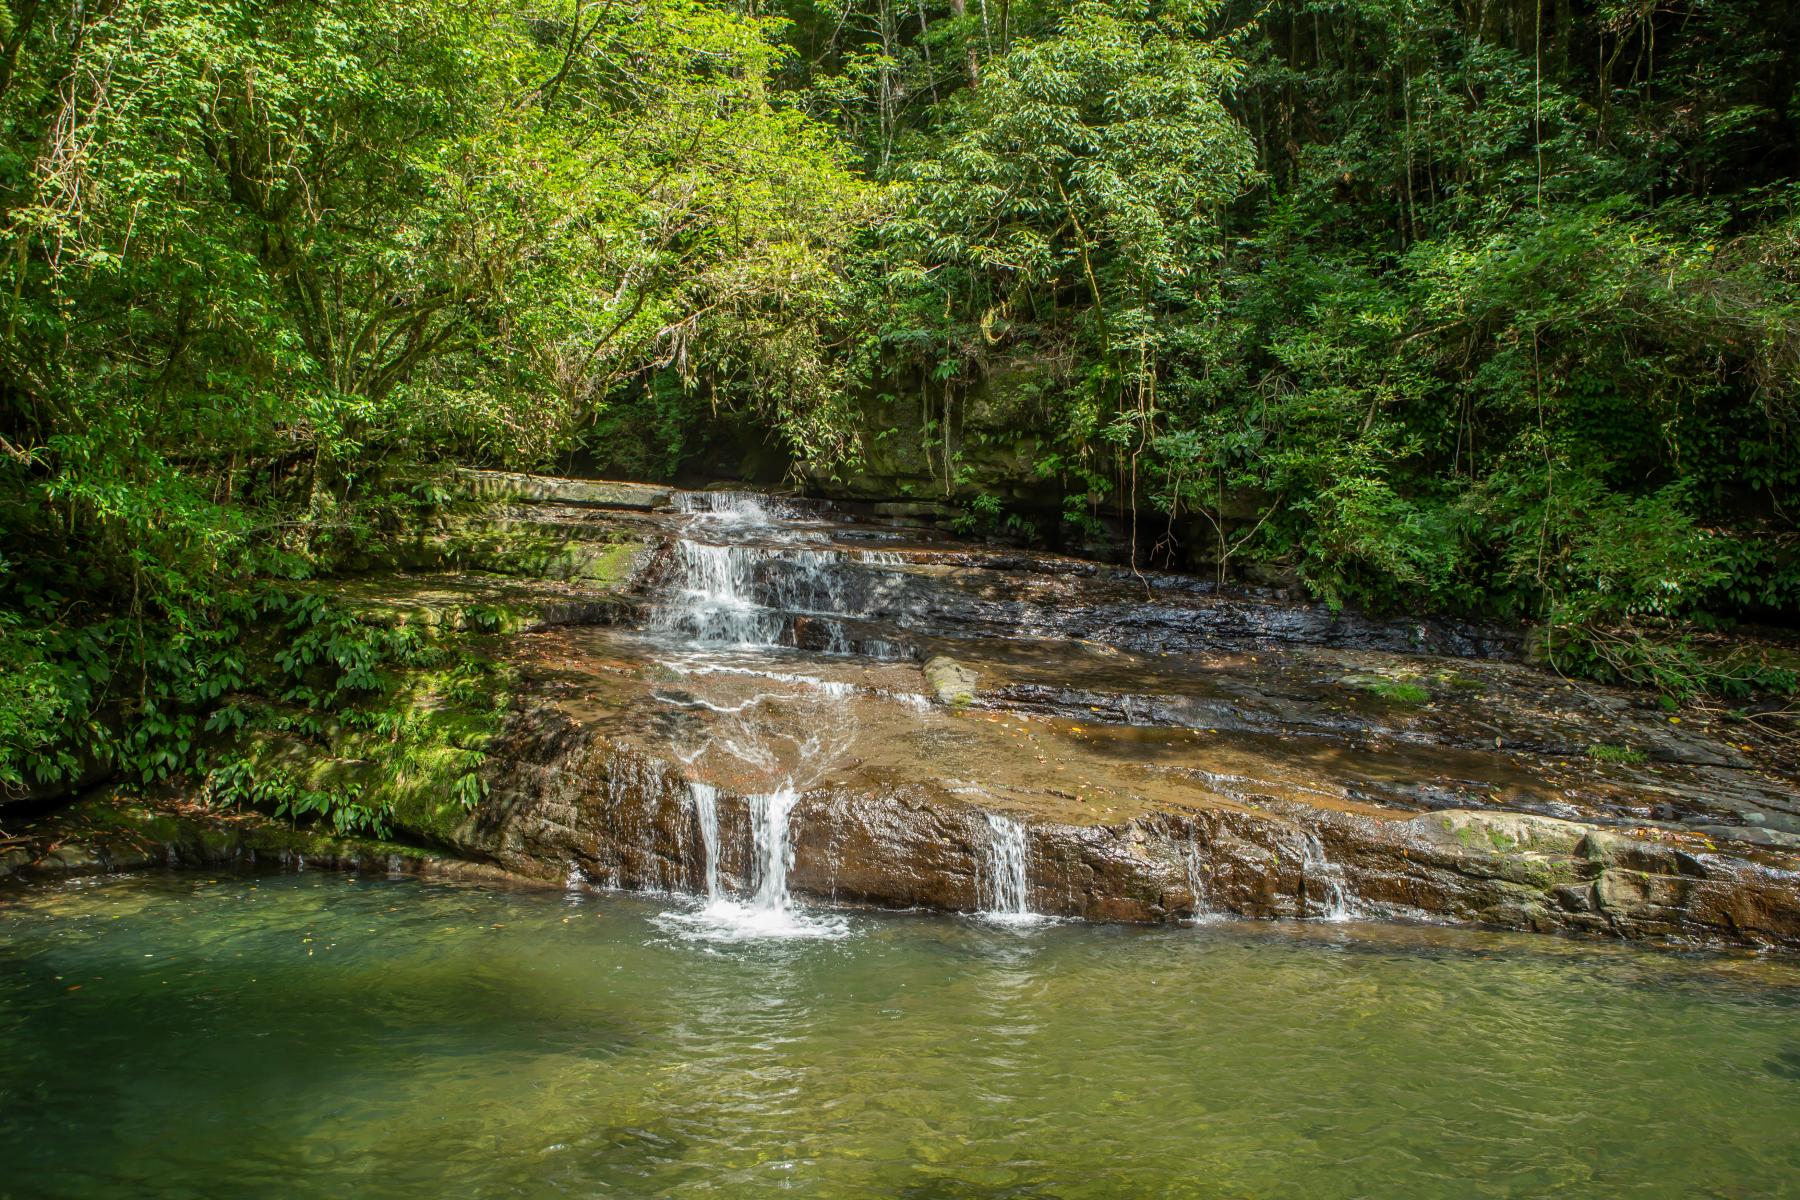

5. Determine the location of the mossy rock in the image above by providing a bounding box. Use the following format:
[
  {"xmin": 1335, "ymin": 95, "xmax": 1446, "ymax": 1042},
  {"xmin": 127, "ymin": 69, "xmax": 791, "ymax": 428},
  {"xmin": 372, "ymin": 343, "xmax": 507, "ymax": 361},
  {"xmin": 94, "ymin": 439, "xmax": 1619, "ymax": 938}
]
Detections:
[
  {"xmin": 923, "ymin": 655, "xmax": 981, "ymax": 706},
  {"xmin": 1339, "ymin": 674, "xmax": 1431, "ymax": 706},
  {"xmin": 455, "ymin": 469, "xmax": 672, "ymax": 510},
  {"xmin": 1409, "ymin": 810, "xmax": 1588, "ymax": 859}
]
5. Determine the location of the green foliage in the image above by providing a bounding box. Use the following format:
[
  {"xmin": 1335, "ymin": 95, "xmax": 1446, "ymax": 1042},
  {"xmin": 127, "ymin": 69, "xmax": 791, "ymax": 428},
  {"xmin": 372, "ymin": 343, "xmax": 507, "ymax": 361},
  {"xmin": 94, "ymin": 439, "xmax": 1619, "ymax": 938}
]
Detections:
[
  {"xmin": 1364, "ymin": 679, "xmax": 1430, "ymax": 706},
  {"xmin": 822, "ymin": 0, "xmax": 1799, "ymax": 698},
  {"xmin": 0, "ymin": 607, "xmax": 97, "ymax": 788},
  {"xmin": 199, "ymin": 594, "xmax": 512, "ymax": 835},
  {"xmin": 207, "ymin": 758, "xmax": 387, "ymax": 838},
  {"xmin": 878, "ymin": 0, "xmax": 1256, "ymax": 500},
  {"xmin": 0, "ymin": 0, "xmax": 875, "ymax": 794},
  {"xmin": 1586, "ymin": 744, "xmax": 1647, "ymax": 766}
]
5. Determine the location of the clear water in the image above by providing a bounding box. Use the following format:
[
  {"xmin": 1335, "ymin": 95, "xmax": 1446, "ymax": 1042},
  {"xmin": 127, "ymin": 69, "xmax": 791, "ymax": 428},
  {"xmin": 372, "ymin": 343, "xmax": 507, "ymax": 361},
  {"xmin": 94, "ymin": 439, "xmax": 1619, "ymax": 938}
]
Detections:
[{"xmin": 5, "ymin": 873, "xmax": 1798, "ymax": 1199}]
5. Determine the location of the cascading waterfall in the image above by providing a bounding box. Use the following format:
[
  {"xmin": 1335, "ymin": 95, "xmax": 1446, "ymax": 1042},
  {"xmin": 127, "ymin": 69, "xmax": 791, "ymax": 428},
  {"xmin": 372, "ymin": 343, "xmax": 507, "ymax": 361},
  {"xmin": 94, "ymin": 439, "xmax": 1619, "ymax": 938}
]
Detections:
[
  {"xmin": 650, "ymin": 488, "xmax": 907, "ymax": 657},
  {"xmin": 647, "ymin": 490, "xmax": 878, "ymax": 938},
  {"xmin": 675, "ymin": 490, "xmax": 791, "ymax": 520},
  {"xmin": 654, "ymin": 491, "xmax": 784, "ymax": 647},
  {"xmin": 980, "ymin": 813, "xmax": 1036, "ymax": 921},
  {"xmin": 655, "ymin": 540, "xmax": 784, "ymax": 645}
]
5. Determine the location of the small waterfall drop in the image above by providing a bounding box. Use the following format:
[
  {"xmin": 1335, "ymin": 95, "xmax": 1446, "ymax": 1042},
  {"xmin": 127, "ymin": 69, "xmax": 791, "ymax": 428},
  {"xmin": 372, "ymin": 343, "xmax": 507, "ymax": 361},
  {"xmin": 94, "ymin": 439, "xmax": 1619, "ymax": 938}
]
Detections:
[
  {"xmin": 1183, "ymin": 841, "xmax": 1218, "ymax": 923},
  {"xmin": 656, "ymin": 541, "xmax": 781, "ymax": 646},
  {"xmin": 664, "ymin": 778, "xmax": 845, "ymax": 941},
  {"xmin": 1298, "ymin": 831, "xmax": 1353, "ymax": 922},
  {"xmin": 748, "ymin": 783, "xmax": 798, "ymax": 915},
  {"xmin": 690, "ymin": 781, "xmax": 722, "ymax": 902},
  {"xmin": 979, "ymin": 813, "xmax": 1038, "ymax": 922}
]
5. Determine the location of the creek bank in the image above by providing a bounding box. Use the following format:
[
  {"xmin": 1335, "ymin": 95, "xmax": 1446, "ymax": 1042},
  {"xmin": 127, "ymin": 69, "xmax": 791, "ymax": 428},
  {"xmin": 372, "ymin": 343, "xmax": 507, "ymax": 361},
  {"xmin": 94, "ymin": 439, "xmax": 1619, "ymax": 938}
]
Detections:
[{"xmin": 0, "ymin": 795, "xmax": 531, "ymax": 889}]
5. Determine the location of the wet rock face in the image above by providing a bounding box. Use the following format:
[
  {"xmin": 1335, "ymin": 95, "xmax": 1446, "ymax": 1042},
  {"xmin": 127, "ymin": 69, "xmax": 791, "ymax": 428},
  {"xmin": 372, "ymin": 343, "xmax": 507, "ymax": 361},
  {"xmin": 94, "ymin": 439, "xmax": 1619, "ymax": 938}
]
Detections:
[
  {"xmin": 433, "ymin": 705, "xmax": 1800, "ymax": 948},
  {"xmin": 396, "ymin": 478, "xmax": 1800, "ymax": 950}
]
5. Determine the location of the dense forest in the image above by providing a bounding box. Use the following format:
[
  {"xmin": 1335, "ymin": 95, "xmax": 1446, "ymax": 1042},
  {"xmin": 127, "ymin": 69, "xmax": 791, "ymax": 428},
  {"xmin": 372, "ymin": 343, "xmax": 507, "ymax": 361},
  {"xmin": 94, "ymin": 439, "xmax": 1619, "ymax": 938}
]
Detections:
[{"xmin": 2, "ymin": 0, "xmax": 1797, "ymax": 793}]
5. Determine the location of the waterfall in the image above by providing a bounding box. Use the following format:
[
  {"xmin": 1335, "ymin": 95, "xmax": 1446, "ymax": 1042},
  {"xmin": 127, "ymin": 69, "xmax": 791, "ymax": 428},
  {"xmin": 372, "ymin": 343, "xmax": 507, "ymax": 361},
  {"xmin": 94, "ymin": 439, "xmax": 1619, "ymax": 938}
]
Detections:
[
  {"xmin": 644, "ymin": 487, "xmax": 891, "ymax": 940},
  {"xmin": 1298, "ymin": 831, "xmax": 1353, "ymax": 922},
  {"xmin": 980, "ymin": 813, "xmax": 1036, "ymax": 921},
  {"xmin": 651, "ymin": 491, "xmax": 885, "ymax": 652},
  {"xmin": 662, "ymin": 777, "xmax": 845, "ymax": 940},
  {"xmin": 654, "ymin": 540, "xmax": 784, "ymax": 646},
  {"xmin": 653, "ymin": 491, "xmax": 783, "ymax": 647},
  {"xmin": 748, "ymin": 783, "xmax": 798, "ymax": 915},
  {"xmin": 1183, "ymin": 841, "xmax": 1216, "ymax": 923},
  {"xmin": 690, "ymin": 782, "xmax": 722, "ymax": 902},
  {"xmin": 675, "ymin": 490, "xmax": 786, "ymax": 520}
]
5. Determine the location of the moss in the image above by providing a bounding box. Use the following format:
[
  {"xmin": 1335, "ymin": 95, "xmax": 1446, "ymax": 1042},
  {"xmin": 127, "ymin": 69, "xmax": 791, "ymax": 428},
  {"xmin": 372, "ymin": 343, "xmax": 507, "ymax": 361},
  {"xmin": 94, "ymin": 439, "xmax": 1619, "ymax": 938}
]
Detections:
[
  {"xmin": 1366, "ymin": 678, "xmax": 1430, "ymax": 705},
  {"xmin": 204, "ymin": 625, "xmax": 515, "ymax": 847},
  {"xmin": 384, "ymin": 745, "xmax": 487, "ymax": 844},
  {"xmin": 1587, "ymin": 742, "xmax": 1648, "ymax": 765},
  {"xmin": 410, "ymin": 523, "xmax": 649, "ymax": 587},
  {"xmin": 1456, "ymin": 823, "xmax": 1518, "ymax": 853},
  {"xmin": 28, "ymin": 792, "xmax": 447, "ymax": 872},
  {"xmin": 575, "ymin": 539, "xmax": 642, "ymax": 586}
]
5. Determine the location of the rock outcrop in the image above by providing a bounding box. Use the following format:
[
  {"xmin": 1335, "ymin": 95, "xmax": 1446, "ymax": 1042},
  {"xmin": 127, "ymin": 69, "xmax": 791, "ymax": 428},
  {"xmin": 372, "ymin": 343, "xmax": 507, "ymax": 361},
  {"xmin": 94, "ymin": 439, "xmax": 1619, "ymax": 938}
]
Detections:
[
  {"xmin": 10, "ymin": 472, "xmax": 1799, "ymax": 953},
  {"xmin": 404, "ymin": 703, "xmax": 1795, "ymax": 947}
]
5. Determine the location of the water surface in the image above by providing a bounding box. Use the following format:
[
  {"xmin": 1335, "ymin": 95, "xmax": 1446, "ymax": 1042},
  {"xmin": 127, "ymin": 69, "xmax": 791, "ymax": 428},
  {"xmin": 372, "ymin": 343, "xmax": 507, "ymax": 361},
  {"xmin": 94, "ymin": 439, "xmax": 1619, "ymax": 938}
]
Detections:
[{"xmin": 2, "ymin": 873, "xmax": 1797, "ymax": 1198}]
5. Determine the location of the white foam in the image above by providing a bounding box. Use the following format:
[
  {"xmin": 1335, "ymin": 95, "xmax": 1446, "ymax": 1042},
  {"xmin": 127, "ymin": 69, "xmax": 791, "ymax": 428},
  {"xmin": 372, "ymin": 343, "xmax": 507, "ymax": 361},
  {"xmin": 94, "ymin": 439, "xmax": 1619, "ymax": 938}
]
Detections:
[{"xmin": 656, "ymin": 896, "xmax": 851, "ymax": 942}]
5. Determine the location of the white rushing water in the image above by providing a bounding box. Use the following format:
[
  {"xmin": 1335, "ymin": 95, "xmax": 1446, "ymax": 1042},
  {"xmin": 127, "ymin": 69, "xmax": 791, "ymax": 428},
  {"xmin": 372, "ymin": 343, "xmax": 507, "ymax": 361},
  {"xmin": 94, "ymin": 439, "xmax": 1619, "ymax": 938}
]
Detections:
[
  {"xmin": 652, "ymin": 490, "xmax": 885, "ymax": 653},
  {"xmin": 748, "ymin": 784, "xmax": 798, "ymax": 913},
  {"xmin": 690, "ymin": 781, "xmax": 722, "ymax": 902},
  {"xmin": 674, "ymin": 489, "xmax": 794, "ymax": 521},
  {"xmin": 980, "ymin": 812, "xmax": 1039, "ymax": 923},
  {"xmin": 1183, "ymin": 841, "xmax": 1222, "ymax": 924},
  {"xmin": 1298, "ymin": 831, "xmax": 1354, "ymax": 922},
  {"xmin": 666, "ymin": 778, "xmax": 845, "ymax": 941},
  {"xmin": 651, "ymin": 491, "xmax": 870, "ymax": 939},
  {"xmin": 654, "ymin": 540, "xmax": 785, "ymax": 645}
]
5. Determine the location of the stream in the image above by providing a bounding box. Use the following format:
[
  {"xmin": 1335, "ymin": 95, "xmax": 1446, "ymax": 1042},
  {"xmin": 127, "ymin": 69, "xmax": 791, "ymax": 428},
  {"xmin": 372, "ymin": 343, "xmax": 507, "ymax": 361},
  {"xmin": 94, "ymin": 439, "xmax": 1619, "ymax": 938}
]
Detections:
[{"xmin": 2, "ymin": 871, "xmax": 1797, "ymax": 1198}]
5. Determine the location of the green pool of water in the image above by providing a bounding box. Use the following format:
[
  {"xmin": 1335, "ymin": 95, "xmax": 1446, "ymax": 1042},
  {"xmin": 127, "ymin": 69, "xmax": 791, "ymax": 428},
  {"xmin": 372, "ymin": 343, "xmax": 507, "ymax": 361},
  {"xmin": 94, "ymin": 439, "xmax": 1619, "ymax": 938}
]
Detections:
[{"xmin": 3, "ymin": 873, "xmax": 1797, "ymax": 1198}]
